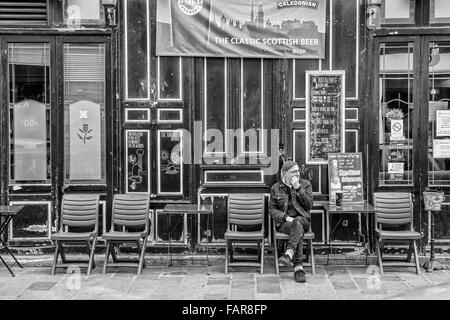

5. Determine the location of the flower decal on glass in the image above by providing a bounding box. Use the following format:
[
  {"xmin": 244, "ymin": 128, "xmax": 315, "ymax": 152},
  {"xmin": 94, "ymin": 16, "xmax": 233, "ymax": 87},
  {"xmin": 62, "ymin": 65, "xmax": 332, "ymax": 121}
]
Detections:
[{"xmin": 77, "ymin": 124, "xmax": 93, "ymax": 144}]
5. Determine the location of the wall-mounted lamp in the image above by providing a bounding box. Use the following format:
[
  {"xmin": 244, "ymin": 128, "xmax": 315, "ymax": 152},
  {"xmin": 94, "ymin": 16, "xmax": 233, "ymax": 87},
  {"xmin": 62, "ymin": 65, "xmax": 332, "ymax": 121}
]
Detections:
[
  {"xmin": 367, "ymin": 0, "xmax": 381, "ymax": 30},
  {"xmin": 102, "ymin": 0, "xmax": 117, "ymax": 27}
]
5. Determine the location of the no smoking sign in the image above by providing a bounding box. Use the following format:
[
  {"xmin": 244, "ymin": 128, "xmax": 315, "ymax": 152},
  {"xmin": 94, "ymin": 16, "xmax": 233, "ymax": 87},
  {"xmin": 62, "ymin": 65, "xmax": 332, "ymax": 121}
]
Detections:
[{"xmin": 390, "ymin": 119, "xmax": 405, "ymax": 141}]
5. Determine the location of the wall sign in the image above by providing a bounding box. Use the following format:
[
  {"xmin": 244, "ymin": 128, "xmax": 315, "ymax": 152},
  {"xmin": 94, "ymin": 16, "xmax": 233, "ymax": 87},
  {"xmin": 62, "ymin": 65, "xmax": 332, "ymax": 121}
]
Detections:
[
  {"xmin": 436, "ymin": 109, "xmax": 450, "ymax": 137},
  {"xmin": 156, "ymin": 0, "xmax": 326, "ymax": 58},
  {"xmin": 306, "ymin": 71, "xmax": 345, "ymax": 164},
  {"xmin": 328, "ymin": 153, "xmax": 363, "ymax": 204},
  {"xmin": 126, "ymin": 130, "xmax": 150, "ymax": 193},
  {"xmin": 433, "ymin": 139, "xmax": 450, "ymax": 159}
]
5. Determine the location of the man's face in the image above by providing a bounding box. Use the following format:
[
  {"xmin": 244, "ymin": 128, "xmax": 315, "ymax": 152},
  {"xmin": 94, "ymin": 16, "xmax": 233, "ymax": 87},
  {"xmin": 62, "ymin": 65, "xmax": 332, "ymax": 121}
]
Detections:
[{"xmin": 284, "ymin": 165, "xmax": 300, "ymax": 182}]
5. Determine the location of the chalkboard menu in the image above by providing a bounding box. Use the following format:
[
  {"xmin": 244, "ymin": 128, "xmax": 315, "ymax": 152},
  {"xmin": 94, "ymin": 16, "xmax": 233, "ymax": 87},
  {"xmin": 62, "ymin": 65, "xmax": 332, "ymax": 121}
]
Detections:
[
  {"xmin": 306, "ymin": 71, "xmax": 345, "ymax": 164},
  {"xmin": 328, "ymin": 153, "xmax": 364, "ymax": 204},
  {"xmin": 126, "ymin": 130, "xmax": 149, "ymax": 193}
]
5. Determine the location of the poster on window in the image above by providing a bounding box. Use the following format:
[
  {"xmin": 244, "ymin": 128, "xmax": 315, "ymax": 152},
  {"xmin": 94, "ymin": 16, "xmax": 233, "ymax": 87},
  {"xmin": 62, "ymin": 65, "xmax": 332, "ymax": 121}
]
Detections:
[
  {"xmin": 126, "ymin": 130, "xmax": 150, "ymax": 193},
  {"xmin": 13, "ymin": 100, "xmax": 47, "ymax": 181},
  {"xmin": 69, "ymin": 100, "xmax": 101, "ymax": 180},
  {"xmin": 159, "ymin": 130, "xmax": 183, "ymax": 194},
  {"xmin": 436, "ymin": 110, "xmax": 450, "ymax": 137},
  {"xmin": 156, "ymin": 0, "xmax": 326, "ymax": 58},
  {"xmin": 306, "ymin": 71, "xmax": 345, "ymax": 164}
]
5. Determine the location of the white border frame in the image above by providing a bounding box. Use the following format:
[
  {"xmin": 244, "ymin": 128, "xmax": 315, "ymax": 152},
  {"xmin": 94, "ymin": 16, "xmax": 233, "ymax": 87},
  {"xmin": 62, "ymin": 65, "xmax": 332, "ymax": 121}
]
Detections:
[
  {"xmin": 157, "ymin": 56, "xmax": 182, "ymax": 101},
  {"xmin": 125, "ymin": 108, "xmax": 150, "ymax": 123},
  {"xmin": 345, "ymin": 108, "xmax": 359, "ymax": 121},
  {"xmin": 125, "ymin": 129, "xmax": 150, "ymax": 194},
  {"xmin": 157, "ymin": 108, "xmax": 183, "ymax": 123},
  {"xmin": 204, "ymin": 170, "xmax": 264, "ymax": 185},
  {"xmin": 292, "ymin": 129, "xmax": 322, "ymax": 195},
  {"xmin": 124, "ymin": 0, "xmax": 150, "ymax": 101},
  {"xmin": 305, "ymin": 70, "xmax": 346, "ymax": 164},
  {"xmin": 157, "ymin": 129, "xmax": 184, "ymax": 195},
  {"xmin": 240, "ymin": 58, "xmax": 265, "ymax": 155},
  {"xmin": 204, "ymin": 58, "xmax": 228, "ymax": 156},
  {"xmin": 9, "ymin": 201, "xmax": 52, "ymax": 240},
  {"xmin": 292, "ymin": 108, "xmax": 305, "ymax": 122}
]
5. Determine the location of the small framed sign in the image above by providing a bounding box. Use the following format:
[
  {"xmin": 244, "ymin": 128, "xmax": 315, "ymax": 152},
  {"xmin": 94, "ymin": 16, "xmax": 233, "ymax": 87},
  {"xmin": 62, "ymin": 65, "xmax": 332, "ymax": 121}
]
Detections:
[
  {"xmin": 125, "ymin": 130, "xmax": 150, "ymax": 193},
  {"xmin": 306, "ymin": 71, "xmax": 345, "ymax": 164},
  {"xmin": 328, "ymin": 152, "xmax": 363, "ymax": 204}
]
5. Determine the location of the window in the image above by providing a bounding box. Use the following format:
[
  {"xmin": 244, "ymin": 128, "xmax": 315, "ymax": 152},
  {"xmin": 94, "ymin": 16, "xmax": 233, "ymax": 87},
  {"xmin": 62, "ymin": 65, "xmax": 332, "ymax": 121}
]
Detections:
[
  {"xmin": 63, "ymin": 0, "xmax": 104, "ymax": 26},
  {"xmin": 8, "ymin": 43, "xmax": 51, "ymax": 184},
  {"xmin": 430, "ymin": 0, "xmax": 450, "ymax": 24},
  {"xmin": 64, "ymin": 43, "xmax": 106, "ymax": 184},
  {"xmin": 380, "ymin": 0, "xmax": 415, "ymax": 25},
  {"xmin": 0, "ymin": 0, "xmax": 48, "ymax": 26},
  {"xmin": 378, "ymin": 42, "xmax": 414, "ymax": 185}
]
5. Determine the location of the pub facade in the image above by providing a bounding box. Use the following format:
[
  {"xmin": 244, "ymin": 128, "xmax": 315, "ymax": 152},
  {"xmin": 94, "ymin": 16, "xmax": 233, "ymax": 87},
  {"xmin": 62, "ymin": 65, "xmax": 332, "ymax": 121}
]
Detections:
[{"xmin": 1, "ymin": 0, "xmax": 450, "ymax": 256}]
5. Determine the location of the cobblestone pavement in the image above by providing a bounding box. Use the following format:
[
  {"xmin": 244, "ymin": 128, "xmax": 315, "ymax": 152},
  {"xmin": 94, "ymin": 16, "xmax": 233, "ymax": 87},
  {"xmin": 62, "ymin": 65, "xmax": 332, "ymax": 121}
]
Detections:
[{"xmin": 1, "ymin": 256, "xmax": 450, "ymax": 300}]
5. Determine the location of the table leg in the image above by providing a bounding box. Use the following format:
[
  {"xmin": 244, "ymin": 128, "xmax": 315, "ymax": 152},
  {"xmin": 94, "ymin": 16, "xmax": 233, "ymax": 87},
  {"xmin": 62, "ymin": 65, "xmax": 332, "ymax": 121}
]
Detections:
[
  {"xmin": 428, "ymin": 210, "xmax": 436, "ymax": 272},
  {"xmin": 206, "ymin": 213, "xmax": 210, "ymax": 266},
  {"xmin": 168, "ymin": 214, "xmax": 172, "ymax": 267},
  {"xmin": 0, "ymin": 254, "xmax": 15, "ymax": 277}
]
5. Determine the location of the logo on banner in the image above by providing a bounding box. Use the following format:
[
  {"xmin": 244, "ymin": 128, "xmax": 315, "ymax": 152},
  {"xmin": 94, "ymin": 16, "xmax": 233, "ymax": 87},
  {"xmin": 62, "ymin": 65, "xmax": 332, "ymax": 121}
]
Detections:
[
  {"xmin": 178, "ymin": 0, "xmax": 203, "ymax": 16},
  {"xmin": 277, "ymin": 0, "xmax": 319, "ymax": 10}
]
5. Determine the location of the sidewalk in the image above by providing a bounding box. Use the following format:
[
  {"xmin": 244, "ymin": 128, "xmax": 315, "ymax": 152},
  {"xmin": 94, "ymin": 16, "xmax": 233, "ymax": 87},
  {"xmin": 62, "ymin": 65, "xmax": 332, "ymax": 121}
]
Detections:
[{"xmin": 1, "ymin": 254, "xmax": 450, "ymax": 300}]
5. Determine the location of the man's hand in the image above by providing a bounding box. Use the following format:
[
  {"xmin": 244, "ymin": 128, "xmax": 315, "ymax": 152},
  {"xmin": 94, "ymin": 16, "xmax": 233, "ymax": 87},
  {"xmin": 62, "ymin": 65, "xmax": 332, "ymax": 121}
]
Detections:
[
  {"xmin": 291, "ymin": 176, "xmax": 300, "ymax": 189},
  {"xmin": 286, "ymin": 216, "xmax": 294, "ymax": 223}
]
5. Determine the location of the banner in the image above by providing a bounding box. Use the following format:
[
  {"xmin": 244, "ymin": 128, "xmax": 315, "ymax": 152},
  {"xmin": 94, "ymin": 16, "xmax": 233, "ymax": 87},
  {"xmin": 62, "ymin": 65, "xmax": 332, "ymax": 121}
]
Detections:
[{"xmin": 156, "ymin": 0, "xmax": 326, "ymax": 58}]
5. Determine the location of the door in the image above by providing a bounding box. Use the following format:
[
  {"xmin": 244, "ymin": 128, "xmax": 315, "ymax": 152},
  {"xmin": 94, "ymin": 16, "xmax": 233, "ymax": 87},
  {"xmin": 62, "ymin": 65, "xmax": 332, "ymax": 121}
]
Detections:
[
  {"xmin": 371, "ymin": 35, "xmax": 450, "ymax": 245},
  {"xmin": 0, "ymin": 35, "xmax": 113, "ymax": 243}
]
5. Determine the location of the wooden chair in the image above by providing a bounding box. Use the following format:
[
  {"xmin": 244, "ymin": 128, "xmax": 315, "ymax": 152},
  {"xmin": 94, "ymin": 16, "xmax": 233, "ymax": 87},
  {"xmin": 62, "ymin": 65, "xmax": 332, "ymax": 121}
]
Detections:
[
  {"xmin": 51, "ymin": 194, "xmax": 100, "ymax": 276},
  {"xmin": 373, "ymin": 192, "xmax": 422, "ymax": 275},
  {"xmin": 272, "ymin": 216, "xmax": 316, "ymax": 274},
  {"xmin": 102, "ymin": 194, "xmax": 150, "ymax": 275},
  {"xmin": 224, "ymin": 194, "xmax": 265, "ymax": 275}
]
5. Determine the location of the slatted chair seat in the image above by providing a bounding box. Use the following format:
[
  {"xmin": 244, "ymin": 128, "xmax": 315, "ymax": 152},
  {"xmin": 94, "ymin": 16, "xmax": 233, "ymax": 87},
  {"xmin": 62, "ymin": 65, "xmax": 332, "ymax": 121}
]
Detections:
[
  {"xmin": 272, "ymin": 216, "xmax": 316, "ymax": 275},
  {"xmin": 103, "ymin": 194, "xmax": 150, "ymax": 275},
  {"xmin": 224, "ymin": 230, "xmax": 264, "ymax": 240},
  {"xmin": 102, "ymin": 231, "xmax": 148, "ymax": 241},
  {"xmin": 376, "ymin": 230, "xmax": 422, "ymax": 240},
  {"xmin": 51, "ymin": 194, "xmax": 100, "ymax": 276},
  {"xmin": 51, "ymin": 231, "xmax": 96, "ymax": 241},
  {"xmin": 224, "ymin": 194, "xmax": 266, "ymax": 275},
  {"xmin": 374, "ymin": 192, "xmax": 422, "ymax": 275}
]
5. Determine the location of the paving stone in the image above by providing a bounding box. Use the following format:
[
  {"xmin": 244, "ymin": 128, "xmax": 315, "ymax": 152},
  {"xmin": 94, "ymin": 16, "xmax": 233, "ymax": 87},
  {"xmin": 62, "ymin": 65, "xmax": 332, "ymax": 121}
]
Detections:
[
  {"xmin": 231, "ymin": 289, "xmax": 255, "ymax": 300},
  {"xmin": 26, "ymin": 281, "xmax": 57, "ymax": 291},
  {"xmin": 231, "ymin": 280, "xmax": 254, "ymax": 289},
  {"xmin": 257, "ymin": 284, "xmax": 281, "ymax": 294},
  {"xmin": 207, "ymin": 277, "xmax": 231, "ymax": 286},
  {"xmin": 353, "ymin": 277, "xmax": 388, "ymax": 295},
  {"xmin": 382, "ymin": 281, "xmax": 410, "ymax": 291},
  {"xmin": 255, "ymin": 293, "xmax": 281, "ymax": 299},
  {"xmin": 331, "ymin": 281, "xmax": 358, "ymax": 290},
  {"xmin": 231, "ymin": 273, "xmax": 255, "ymax": 281},
  {"xmin": 203, "ymin": 293, "xmax": 229, "ymax": 300}
]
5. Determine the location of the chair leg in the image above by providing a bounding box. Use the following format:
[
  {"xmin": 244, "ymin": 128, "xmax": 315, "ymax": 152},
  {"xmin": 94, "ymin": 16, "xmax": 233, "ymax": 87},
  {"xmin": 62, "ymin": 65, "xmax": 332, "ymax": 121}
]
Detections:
[
  {"xmin": 413, "ymin": 240, "xmax": 421, "ymax": 275},
  {"xmin": 406, "ymin": 241, "xmax": 413, "ymax": 262},
  {"xmin": 274, "ymin": 238, "xmax": 279, "ymax": 275},
  {"xmin": 256, "ymin": 242, "xmax": 261, "ymax": 261},
  {"xmin": 138, "ymin": 237, "xmax": 148, "ymax": 275},
  {"xmin": 225, "ymin": 239, "xmax": 229, "ymax": 274},
  {"xmin": 309, "ymin": 239, "xmax": 315, "ymax": 275},
  {"xmin": 376, "ymin": 238, "xmax": 384, "ymax": 275},
  {"xmin": 87, "ymin": 238, "xmax": 97, "ymax": 276},
  {"xmin": 111, "ymin": 242, "xmax": 118, "ymax": 263},
  {"xmin": 380, "ymin": 240, "xmax": 385, "ymax": 258},
  {"xmin": 51, "ymin": 240, "xmax": 59, "ymax": 275},
  {"xmin": 103, "ymin": 240, "xmax": 111, "ymax": 274},
  {"xmin": 260, "ymin": 239, "xmax": 264, "ymax": 275},
  {"xmin": 59, "ymin": 242, "xmax": 67, "ymax": 264},
  {"xmin": 229, "ymin": 240, "xmax": 234, "ymax": 262}
]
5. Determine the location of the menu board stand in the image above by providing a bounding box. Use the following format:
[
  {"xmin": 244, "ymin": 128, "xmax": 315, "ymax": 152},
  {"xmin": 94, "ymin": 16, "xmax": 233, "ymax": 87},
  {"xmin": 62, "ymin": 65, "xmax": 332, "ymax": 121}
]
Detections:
[
  {"xmin": 328, "ymin": 152, "xmax": 364, "ymax": 204},
  {"xmin": 306, "ymin": 71, "xmax": 345, "ymax": 164}
]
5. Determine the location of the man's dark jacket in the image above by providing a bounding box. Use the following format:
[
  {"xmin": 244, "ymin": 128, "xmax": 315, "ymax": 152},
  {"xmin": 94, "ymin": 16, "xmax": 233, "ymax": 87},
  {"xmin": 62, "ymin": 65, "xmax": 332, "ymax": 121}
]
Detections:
[{"xmin": 268, "ymin": 178, "xmax": 314, "ymax": 228}]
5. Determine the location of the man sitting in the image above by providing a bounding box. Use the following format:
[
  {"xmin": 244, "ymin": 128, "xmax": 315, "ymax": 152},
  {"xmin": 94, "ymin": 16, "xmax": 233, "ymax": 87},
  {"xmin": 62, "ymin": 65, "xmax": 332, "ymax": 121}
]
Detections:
[{"xmin": 269, "ymin": 161, "xmax": 313, "ymax": 283}]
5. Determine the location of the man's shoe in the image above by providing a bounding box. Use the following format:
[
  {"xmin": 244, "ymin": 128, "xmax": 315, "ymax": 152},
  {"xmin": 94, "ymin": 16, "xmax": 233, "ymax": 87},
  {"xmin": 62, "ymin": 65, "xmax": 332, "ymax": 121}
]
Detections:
[
  {"xmin": 278, "ymin": 254, "xmax": 292, "ymax": 267},
  {"xmin": 294, "ymin": 269, "xmax": 307, "ymax": 283}
]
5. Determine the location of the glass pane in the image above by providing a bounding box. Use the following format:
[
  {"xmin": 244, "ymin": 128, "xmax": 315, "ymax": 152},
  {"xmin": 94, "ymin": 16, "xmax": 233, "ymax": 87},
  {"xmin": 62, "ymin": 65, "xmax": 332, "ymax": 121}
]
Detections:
[
  {"xmin": 242, "ymin": 58, "xmax": 263, "ymax": 154},
  {"xmin": 8, "ymin": 43, "xmax": 50, "ymax": 184},
  {"xmin": 158, "ymin": 57, "xmax": 181, "ymax": 100},
  {"xmin": 381, "ymin": 0, "xmax": 415, "ymax": 23},
  {"xmin": 379, "ymin": 43, "xmax": 414, "ymax": 185},
  {"xmin": 205, "ymin": 58, "xmax": 226, "ymax": 154},
  {"xmin": 64, "ymin": 0, "xmax": 104, "ymax": 25},
  {"xmin": 10, "ymin": 203, "xmax": 50, "ymax": 239},
  {"xmin": 428, "ymin": 42, "xmax": 450, "ymax": 186},
  {"xmin": 430, "ymin": 0, "xmax": 450, "ymax": 23},
  {"xmin": 158, "ymin": 130, "xmax": 183, "ymax": 194},
  {"xmin": 64, "ymin": 43, "xmax": 106, "ymax": 184},
  {"xmin": 126, "ymin": 0, "xmax": 148, "ymax": 99}
]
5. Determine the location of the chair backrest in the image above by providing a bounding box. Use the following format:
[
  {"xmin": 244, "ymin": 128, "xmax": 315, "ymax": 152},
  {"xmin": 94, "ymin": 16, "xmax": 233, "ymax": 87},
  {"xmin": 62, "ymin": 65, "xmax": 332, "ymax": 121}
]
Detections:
[
  {"xmin": 111, "ymin": 194, "xmax": 150, "ymax": 229},
  {"xmin": 227, "ymin": 194, "xmax": 265, "ymax": 230},
  {"xmin": 61, "ymin": 194, "xmax": 100, "ymax": 231},
  {"xmin": 373, "ymin": 192, "xmax": 413, "ymax": 229}
]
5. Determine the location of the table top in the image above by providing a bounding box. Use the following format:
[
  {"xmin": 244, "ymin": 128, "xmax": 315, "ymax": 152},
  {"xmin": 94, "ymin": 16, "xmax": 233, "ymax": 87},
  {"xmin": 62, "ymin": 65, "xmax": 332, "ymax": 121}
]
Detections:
[
  {"xmin": 0, "ymin": 205, "xmax": 25, "ymax": 216},
  {"xmin": 322, "ymin": 202, "xmax": 376, "ymax": 213},
  {"xmin": 163, "ymin": 204, "xmax": 213, "ymax": 215}
]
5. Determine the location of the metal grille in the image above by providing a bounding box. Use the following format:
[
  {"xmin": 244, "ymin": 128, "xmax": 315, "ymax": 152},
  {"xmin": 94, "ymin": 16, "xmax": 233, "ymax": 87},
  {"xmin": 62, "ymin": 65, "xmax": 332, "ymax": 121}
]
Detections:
[{"xmin": 0, "ymin": 0, "xmax": 48, "ymax": 25}]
